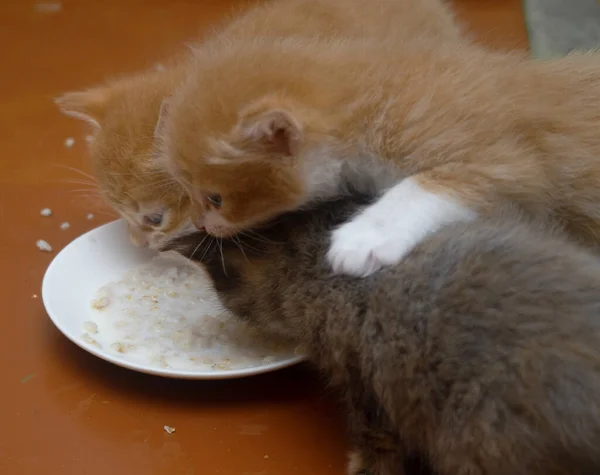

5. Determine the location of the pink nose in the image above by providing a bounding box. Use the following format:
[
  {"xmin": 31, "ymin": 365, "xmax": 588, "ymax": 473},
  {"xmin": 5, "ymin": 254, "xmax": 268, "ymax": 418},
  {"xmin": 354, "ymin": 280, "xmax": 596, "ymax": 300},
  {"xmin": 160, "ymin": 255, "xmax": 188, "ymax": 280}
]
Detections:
[
  {"xmin": 193, "ymin": 217, "xmax": 205, "ymax": 230},
  {"xmin": 191, "ymin": 210, "xmax": 205, "ymax": 230}
]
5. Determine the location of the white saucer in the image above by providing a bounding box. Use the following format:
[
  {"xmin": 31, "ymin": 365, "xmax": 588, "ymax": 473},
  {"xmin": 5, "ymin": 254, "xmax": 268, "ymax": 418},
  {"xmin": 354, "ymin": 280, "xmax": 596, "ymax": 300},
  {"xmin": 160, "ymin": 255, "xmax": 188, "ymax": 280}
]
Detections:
[{"xmin": 41, "ymin": 220, "xmax": 305, "ymax": 379}]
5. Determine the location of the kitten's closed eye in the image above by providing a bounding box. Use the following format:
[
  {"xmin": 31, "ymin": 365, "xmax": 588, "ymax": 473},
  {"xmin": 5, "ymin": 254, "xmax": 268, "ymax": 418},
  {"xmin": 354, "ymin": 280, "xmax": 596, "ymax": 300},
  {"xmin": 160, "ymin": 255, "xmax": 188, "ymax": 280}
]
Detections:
[
  {"xmin": 143, "ymin": 213, "xmax": 164, "ymax": 227},
  {"xmin": 207, "ymin": 194, "xmax": 222, "ymax": 209}
]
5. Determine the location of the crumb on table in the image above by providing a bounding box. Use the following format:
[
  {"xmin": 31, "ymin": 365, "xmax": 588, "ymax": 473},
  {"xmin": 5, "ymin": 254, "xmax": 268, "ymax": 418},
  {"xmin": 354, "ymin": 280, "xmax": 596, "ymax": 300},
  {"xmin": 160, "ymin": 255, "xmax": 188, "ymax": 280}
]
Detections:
[
  {"xmin": 36, "ymin": 240, "xmax": 52, "ymax": 252},
  {"xmin": 34, "ymin": 2, "xmax": 62, "ymax": 13},
  {"xmin": 164, "ymin": 425, "xmax": 176, "ymax": 435},
  {"xmin": 64, "ymin": 137, "xmax": 75, "ymax": 148},
  {"xmin": 60, "ymin": 222, "xmax": 70, "ymax": 230},
  {"xmin": 87, "ymin": 213, "xmax": 94, "ymax": 220},
  {"xmin": 40, "ymin": 208, "xmax": 52, "ymax": 217}
]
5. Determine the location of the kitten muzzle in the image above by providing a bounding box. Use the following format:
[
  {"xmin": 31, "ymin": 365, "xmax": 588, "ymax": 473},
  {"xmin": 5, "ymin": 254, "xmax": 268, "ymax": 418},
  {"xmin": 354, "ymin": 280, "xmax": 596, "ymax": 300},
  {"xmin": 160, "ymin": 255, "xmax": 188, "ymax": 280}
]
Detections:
[{"xmin": 190, "ymin": 206, "xmax": 205, "ymax": 230}]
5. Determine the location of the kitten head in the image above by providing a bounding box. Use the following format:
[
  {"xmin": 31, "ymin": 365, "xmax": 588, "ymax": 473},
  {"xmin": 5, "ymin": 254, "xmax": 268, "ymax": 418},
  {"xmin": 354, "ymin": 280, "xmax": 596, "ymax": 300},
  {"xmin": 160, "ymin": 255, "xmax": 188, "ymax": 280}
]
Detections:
[
  {"xmin": 56, "ymin": 66, "xmax": 196, "ymax": 250},
  {"xmin": 160, "ymin": 39, "xmax": 348, "ymax": 237},
  {"xmin": 168, "ymin": 194, "xmax": 371, "ymax": 337},
  {"xmin": 162, "ymin": 92, "xmax": 318, "ymax": 237}
]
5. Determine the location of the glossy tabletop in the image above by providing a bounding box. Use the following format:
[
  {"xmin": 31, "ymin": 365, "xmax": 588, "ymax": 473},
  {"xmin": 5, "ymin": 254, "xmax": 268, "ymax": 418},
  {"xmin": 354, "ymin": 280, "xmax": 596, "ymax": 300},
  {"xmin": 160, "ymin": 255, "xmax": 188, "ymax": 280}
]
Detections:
[{"xmin": 0, "ymin": 1, "xmax": 527, "ymax": 474}]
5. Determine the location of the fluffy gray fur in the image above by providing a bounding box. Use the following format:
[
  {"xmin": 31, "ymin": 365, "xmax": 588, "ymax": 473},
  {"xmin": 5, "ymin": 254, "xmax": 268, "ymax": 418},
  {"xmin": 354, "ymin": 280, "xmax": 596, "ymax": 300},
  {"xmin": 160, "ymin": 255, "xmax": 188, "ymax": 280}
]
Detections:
[{"xmin": 170, "ymin": 195, "xmax": 600, "ymax": 475}]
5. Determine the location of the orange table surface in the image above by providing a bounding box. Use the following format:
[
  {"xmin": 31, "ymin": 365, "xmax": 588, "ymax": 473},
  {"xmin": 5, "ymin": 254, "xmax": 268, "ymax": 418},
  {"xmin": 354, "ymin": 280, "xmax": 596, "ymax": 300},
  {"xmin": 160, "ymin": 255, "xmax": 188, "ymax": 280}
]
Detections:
[{"xmin": 0, "ymin": 1, "xmax": 527, "ymax": 474}]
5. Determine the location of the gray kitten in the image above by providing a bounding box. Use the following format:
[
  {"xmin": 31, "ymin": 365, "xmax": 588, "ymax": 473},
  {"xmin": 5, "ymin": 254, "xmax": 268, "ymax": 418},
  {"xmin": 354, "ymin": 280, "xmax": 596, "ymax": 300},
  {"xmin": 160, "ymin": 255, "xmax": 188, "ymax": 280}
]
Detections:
[{"xmin": 170, "ymin": 195, "xmax": 600, "ymax": 475}]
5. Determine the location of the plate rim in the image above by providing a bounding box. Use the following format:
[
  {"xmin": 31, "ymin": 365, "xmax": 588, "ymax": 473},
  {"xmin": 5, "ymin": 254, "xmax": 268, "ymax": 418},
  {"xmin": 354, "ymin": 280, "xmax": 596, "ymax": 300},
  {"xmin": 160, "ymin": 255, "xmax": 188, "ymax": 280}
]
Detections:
[{"xmin": 41, "ymin": 219, "xmax": 306, "ymax": 380}]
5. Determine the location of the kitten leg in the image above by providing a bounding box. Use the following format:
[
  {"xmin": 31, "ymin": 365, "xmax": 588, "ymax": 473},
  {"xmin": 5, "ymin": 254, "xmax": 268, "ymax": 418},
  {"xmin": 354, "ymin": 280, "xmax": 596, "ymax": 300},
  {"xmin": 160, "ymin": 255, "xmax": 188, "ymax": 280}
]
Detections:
[
  {"xmin": 347, "ymin": 446, "xmax": 407, "ymax": 475},
  {"xmin": 345, "ymin": 390, "xmax": 406, "ymax": 475},
  {"xmin": 347, "ymin": 449, "xmax": 371, "ymax": 475},
  {"xmin": 327, "ymin": 175, "xmax": 476, "ymax": 277}
]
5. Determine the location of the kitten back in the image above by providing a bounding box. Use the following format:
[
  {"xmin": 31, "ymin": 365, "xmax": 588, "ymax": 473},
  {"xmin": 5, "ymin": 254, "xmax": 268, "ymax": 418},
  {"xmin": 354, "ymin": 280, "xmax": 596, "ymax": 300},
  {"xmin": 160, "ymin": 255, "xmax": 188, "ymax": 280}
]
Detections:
[{"xmin": 176, "ymin": 198, "xmax": 600, "ymax": 474}]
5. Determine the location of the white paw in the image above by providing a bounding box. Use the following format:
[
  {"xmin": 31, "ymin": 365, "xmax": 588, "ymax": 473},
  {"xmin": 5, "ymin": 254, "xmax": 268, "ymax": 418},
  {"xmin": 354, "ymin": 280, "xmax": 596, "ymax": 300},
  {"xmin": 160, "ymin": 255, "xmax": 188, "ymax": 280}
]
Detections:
[
  {"xmin": 326, "ymin": 177, "xmax": 476, "ymax": 277},
  {"xmin": 326, "ymin": 217, "xmax": 414, "ymax": 277}
]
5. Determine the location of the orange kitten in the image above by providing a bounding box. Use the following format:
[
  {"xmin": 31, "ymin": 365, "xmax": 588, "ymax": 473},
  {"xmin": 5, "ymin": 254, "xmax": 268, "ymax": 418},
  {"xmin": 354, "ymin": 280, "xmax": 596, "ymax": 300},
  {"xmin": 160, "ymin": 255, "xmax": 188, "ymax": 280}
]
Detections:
[
  {"xmin": 56, "ymin": 67, "xmax": 192, "ymax": 249},
  {"xmin": 55, "ymin": 0, "xmax": 464, "ymax": 250},
  {"xmin": 161, "ymin": 36, "xmax": 600, "ymax": 276}
]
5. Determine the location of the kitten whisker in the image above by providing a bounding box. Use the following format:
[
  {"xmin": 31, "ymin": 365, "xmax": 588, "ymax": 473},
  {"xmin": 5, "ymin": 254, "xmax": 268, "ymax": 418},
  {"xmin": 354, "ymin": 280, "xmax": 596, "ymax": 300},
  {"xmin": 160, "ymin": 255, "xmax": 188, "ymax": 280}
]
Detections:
[
  {"xmin": 199, "ymin": 237, "xmax": 216, "ymax": 262},
  {"xmin": 66, "ymin": 188, "xmax": 102, "ymax": 194},
  {"xmin": 239, "ymin": 230, "xmax": 283, "ymax": 245},
  {"xmin": 187, "ymin": 233, "xmax": 210, "ymax": 262},
  {"xmin": 232, "ymin": 237, "xmax": 265, "ymax": 255},
  {"xmin": 232, "ymin": 235, "xmax": 249, "ymax": 262},
  {"xmin": 60, "ymin": 179, "xmax": 99, "ymax": 187},
  {"xmin": 51, "ymin": 164, "xmax": 96, "ymax": 181},
  {"xmin": 218, "ymin": 238, "xmax": 227, "ymax": 276}
]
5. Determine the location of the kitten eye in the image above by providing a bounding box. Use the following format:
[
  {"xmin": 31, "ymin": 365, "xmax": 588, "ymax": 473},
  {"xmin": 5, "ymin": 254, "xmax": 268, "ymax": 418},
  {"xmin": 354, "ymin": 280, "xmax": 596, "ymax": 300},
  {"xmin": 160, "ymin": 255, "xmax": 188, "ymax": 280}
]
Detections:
[
  {"xmin": 143, "ymin": 213, "xmax": 163, "ymax": 227},
  {"xmin": 206, "ymin": 194, "xmax": 222, "ymax": 209}
]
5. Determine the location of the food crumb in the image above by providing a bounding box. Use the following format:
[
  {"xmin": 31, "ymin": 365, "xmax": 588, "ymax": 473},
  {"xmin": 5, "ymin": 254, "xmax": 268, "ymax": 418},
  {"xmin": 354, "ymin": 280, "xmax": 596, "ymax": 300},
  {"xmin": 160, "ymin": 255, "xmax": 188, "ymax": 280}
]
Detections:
[
  {"xmin": 36, "ymin": 240, "xmax": 53, "ymax": 252},
  {"xmin": 91, "ymin": 296, "xmax": 110, "ymax": 309},
  {"xmin": 82, "ymin": 333, "xmax": 102, "ymax": 349},
  {"xmin": 86, "ymin": 255, "xmax": 295, "ymax": 372},
  {"xmin": 32, "ymin": 294, "xmax": 38, "ymax": 299},
  {"xmin": 111, "ymin": 342, "xmax": 124, "ymax": 353},
  {"xmin": 20, "ymin": 373, "xmax": 36, "ymax": 384},
  {"xmin": 60, "ymin": 222, "xmax": 70, "ymax": 230},
  {"xmin": 34, "ymin": 2, "xmax": 62, "ymax": 13},
  {"xmin": 87, "ymin": 213, "xmax": 94, "ymax": 220},
  {"xmin": 83, "ymin": 321, "xmax": 98, "ymax": 334},
  {"xmin": 164, "ymin": 425, "xmax": 176, "ymax": 435},
  {"xmin": 110, "ymin": 342, "xmax": 136, "ymax": 354},
  {"xmin": 64, "ymin": 137, "xmax": 75, "ymax": 148},
  {"xmin": 264, "ymin": 455, "xmax": 269, "ymax": 460},
  {"xmin": 40, "ymin": 208, "xmax": 52, "ymax": 217}
]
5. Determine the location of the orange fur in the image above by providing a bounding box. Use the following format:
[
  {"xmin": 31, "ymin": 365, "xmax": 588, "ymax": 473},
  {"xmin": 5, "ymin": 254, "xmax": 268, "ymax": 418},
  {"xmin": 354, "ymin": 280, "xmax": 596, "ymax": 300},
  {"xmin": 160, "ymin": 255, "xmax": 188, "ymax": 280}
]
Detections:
[
  {"xmin": 163, "ymin": 36, "xmax": 600, "ymax": 256},
  {"xmin": 55, "ymin": 0, "xmax": 465, "ymax": 249}
]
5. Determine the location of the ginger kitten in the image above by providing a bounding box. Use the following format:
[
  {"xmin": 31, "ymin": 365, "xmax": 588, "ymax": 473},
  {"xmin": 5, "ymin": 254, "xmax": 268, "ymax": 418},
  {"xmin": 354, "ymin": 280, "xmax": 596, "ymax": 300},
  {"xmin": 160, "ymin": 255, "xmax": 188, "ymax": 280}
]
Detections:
[
  {"xmin": 161, "ymin": 36, "xmax": 600, "ymax": 276},
  {"xmin": 172, "ymin": 195, "xmax": 600, "ymax": 475},
  {"xmin": 57, "ymin": 66, "xmax": 193, "ymax": 249},
  {"xmin": 55, "ymin": 0, "xmax": 464, "ymax": 250}
]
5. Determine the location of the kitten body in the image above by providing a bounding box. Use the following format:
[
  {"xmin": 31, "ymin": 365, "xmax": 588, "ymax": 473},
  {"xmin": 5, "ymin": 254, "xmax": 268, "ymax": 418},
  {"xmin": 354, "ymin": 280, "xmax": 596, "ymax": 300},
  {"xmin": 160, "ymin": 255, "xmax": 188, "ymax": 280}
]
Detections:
[
  {"xmin": 55, "ymin": 0, "xmax": 464, "ymax": 250},
  {"xmin": 163, "ymin": 37, "xmax": 600, "ymax": 276},
  {"xmin": 173, "ymin": 197, "xmax": 600, "ymax": 475}
]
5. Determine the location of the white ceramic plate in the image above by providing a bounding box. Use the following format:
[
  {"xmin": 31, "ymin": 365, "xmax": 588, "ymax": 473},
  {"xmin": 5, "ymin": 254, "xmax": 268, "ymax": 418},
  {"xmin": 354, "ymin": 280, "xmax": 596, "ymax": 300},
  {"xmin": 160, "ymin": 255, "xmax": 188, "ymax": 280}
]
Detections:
[{"xmin": 42, "ymin": 220, "xmax": 305, "ymax": 379}]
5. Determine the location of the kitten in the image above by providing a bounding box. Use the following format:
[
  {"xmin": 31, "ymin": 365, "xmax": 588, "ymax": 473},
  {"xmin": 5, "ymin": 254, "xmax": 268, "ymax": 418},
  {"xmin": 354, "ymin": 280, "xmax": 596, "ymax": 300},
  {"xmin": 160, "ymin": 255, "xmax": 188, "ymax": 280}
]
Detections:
[
  {"xmin": 56, "ymin": 66, "xmax": 193, "ymax": 249},
  {"xmin": 161, "ymin": 36, "xmax": 600, "ymax": 276},
  {"xmin": 171, "ymin": 196, "xmax": 600, "ymax": 475},
  {"xmin": 55, "ymin": 0, "xmax": 464, "ymax": 250}
]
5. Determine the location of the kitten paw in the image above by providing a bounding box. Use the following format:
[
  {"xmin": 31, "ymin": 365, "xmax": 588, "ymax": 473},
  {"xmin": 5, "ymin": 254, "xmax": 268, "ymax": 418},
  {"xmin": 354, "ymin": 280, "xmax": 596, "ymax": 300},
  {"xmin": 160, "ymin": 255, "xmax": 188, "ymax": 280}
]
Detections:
[
  {"xmin": 326, "ymin": 218, "xmax": 414, "ymax": 277},
  {"xmin": 326, "ymin": 177, "xmax": 476, "ymax": 277}
]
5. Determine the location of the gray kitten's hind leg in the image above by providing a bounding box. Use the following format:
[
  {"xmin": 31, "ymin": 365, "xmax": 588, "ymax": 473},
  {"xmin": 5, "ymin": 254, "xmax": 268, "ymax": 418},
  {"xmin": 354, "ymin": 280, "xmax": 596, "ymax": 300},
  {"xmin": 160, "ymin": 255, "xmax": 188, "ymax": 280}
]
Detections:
[
  {"xmin": 345, "ymin": 390, "xmax": 406, "ymax": 475},
  {"xmin": 346, "ymin": 445, "xmax": 408, "ymax": 475}
]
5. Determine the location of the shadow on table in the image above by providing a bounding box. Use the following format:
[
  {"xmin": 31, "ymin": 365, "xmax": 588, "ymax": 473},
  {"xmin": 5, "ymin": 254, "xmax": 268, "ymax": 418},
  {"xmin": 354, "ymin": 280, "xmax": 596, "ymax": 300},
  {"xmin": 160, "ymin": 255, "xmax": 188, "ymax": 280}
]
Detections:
[{"xmin": 45, "ymin": 322, "xmax": 329, "ymax": 406}]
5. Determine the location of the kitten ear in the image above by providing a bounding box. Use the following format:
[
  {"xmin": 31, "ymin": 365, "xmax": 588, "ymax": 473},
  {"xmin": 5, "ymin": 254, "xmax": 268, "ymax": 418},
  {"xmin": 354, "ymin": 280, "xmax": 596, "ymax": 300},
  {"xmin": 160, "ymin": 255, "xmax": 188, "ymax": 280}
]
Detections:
[
  {"xmin": 54, "ymin": 89, "xmax": 109, "ymax": 128},
  {"xmin": 151, "ymin": 97, "xmax": 172, "ymax": 168},
  {"xmin": 237, "ymin": 98, "xmax": 302, "ymax": 157},
  {"xmin": 153, "ymin": 97, "xmax": 170, "ymax": 142}
]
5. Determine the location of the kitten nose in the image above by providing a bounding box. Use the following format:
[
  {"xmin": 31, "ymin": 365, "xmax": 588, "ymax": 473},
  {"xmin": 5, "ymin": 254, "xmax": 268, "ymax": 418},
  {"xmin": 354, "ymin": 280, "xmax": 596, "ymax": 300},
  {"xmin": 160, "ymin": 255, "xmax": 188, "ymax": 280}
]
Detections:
[
  {"xmin": 193, "ymin": 216, "xmax": 205, "ymax": 230},
  {"xmin": 191, "ymin": 205, "xmax": 205, "ymax": 230}
]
